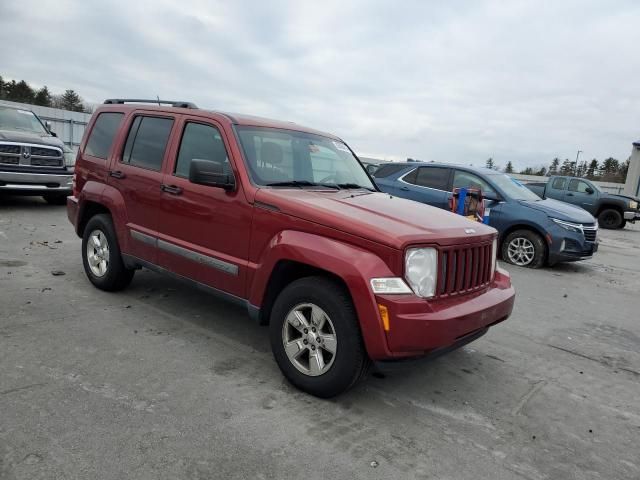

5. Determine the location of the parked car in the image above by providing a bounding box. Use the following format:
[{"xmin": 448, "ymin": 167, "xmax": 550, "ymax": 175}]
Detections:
[
  {"xmin": 0, "ymin": 104, "xmax": 75, "ymax": 204},
  {"xmin": 359, "ymin": 157, "xmax": 393, "ymax": 176},
  {"xmin": 525, "ymin": 176, "xmax": 640, "ymax": 229},
  {"xmin": 67, "ymin": 99, "xmax": 515, "ymax": 397},
  {"xmin": 374, "ymin": 162, "xmax": 598, "ymax": 268}
]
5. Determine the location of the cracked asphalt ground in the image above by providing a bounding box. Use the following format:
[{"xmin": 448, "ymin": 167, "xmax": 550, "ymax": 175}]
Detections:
[{"xmin": 1, "ymin": 195, "xmax": 639, "ymax": 480}]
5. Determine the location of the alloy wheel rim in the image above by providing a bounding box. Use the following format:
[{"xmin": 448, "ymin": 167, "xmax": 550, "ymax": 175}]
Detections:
[
  {"xmin": 281, "ymin": 303, "xmax": 337, "ymax": 377},
  {"xmin": 507, "ymin": 237, "xmax": 535, "ymax": 266},
  {"xmin": 86, "ymin": 229, "xmax": 110, "ymax": 277}
]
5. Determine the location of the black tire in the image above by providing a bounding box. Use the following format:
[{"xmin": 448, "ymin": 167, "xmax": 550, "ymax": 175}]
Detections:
[
  {"xmin": 501, "ymin": 229, "xmax": 546, "ymax": 269},
  {"xmin": 598, "ymin": 209, "xmax": 623, "ymax": 229},
  {"xmin": 82, "ymin": 214, "xmax": 134, "ymax": 291},
  {"xmin": 43, "ymin": 193, "xmax": 68, "ymax": 205},
  {"xmin": 269, "ymin": 276, "xmax": 370, "ymax": 398}
]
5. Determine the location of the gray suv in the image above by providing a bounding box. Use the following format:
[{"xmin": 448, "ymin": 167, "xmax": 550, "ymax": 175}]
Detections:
[{"xmin": 0, "ymin": 104, "xmax": 74, "ymax": 204}]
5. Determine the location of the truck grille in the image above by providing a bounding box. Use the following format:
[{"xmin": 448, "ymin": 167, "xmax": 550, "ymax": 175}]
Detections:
[
  {"xmin": 437, "ymin": 241, "xmax": 495, "ymax": 297},
  {"xmin": 0, "ymin": 154, "xmax": 20, "ymax": 165},
  {"xmin": 583, "ymin": 225, "xmax": 597, "ymax": 242},
  {"xmin": 31, "ymin": 146, "xmax": 62, "ymax": 157},
  {"xmin": 31, "ymin": 157, "xmax": 63, "ymax": 166},
  {"xmin": 0, "ymin": 145, "xmax": 20, "ymax": 154}
]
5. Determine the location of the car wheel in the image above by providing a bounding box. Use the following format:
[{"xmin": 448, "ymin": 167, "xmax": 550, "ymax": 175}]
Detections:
[
  {"xmin": 82, "ymin": 214, "xmax": 134, "ymax": 291},
  {"xmin": 501, "ymin": 230, "xmax": 546, "ymax": 268},
  {"xmin": 43, "ymin": 194, "xmax": 68, "ymax": 205},
  {"xmin": 269, "ymin": 276, "xmax": 370, "ymax": 398},
  {"xmin": 598, "ymin": 209, "xmax": 623, "ymax": 229}
]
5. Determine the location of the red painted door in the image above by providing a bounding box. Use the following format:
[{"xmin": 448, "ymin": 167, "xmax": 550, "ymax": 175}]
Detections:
[
  {"xmin": 107, "ymin": 112, "xmax": 177, "ymax": 263},
  {"xmin": 157, "ymin": 117, "xmax": 252, "ymax": 298}
]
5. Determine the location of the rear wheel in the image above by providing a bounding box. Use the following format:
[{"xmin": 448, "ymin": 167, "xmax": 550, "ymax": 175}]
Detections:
[
  {"xmin": 82, "ymin": 214, "xmax": 134, "ymax": 291},
  {"xmin": 269, "ymin": 276, "xmax": 370, "ymax": 397},
  {"xmin": 501, "ymin": 230, "xmax": 546, "ymax": 268},
  {"xmin": 43, "ymin": 193, "xmax": 68, "ymax": 205},
  {"xmin": 598, "ymin": 209, "xmax": 623, "ymax": 229}
]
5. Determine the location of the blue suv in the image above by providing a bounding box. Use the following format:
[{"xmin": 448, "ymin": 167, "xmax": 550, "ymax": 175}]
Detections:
[{"xmin": 374, "ymin": 162, "xmax": 598, "ymax": 268}]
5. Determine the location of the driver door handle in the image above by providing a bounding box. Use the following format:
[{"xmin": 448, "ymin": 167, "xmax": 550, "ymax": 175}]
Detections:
[
  {"xmin": 109, "ymin": 170, "xmax": 126, "ymax": 179},
  {"xmin": 161, "ymin": 184, "xmax": 183, "ymax": 195}
]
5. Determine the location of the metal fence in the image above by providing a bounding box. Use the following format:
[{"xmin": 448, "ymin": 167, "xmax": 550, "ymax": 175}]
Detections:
[{"xmin": 0, "ymin": 99, "xmax": 91, "ymax": 152}]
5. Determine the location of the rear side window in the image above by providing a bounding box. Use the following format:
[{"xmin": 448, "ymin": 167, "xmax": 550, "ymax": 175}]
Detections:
[
  {"xmin": 85, "ymin": 112, "xmax": 124, "ymax": 159},
  {"xmin": 373, "ymin": 164, "xmax": 410, "ymax": 178},
  {"xmin": 122, "ymin": 116, "xmax": 174, "ymax": 171},
  {"xmin": 175, "ymin": 122, "xmax": 229, "ymax": 178},
  {"xmin": 406, "ymin": 167, "xmax": 450, "ymax": 190},
  {"xmin": 552, "ymin": 177, "xmax": 567, "ymax": 190}
]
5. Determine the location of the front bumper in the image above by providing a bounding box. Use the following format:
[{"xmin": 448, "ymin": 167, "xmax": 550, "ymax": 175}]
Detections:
[
  {"xmin": 547, "ymin": 223, "xmax": 598, "ymax": 264},
  {"xmin": 0, "ymin": 170, "xmax": 73, "ymax": 193},
  {"xmin": 375, "ymin": 269, "xmax": 515, "ymax": 357},
  {"xmin": 624, "ymin": 211, "xmax": 640, "ymax": 222}
]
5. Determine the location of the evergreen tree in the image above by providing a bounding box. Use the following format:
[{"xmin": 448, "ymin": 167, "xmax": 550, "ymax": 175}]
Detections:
[
  {"xmin": 549, "ymin": 157, "xmax": 560, "ymax": 175},
  {"xmin": 586, "ymin": 159, "xmax": 598, "ymax": 179},
  {"xmin": 34, "ymin": 86, "xmax": 52, "ymax": 107},
  {"xmin": 536, "ymin": 166, "xmax": 547, "ymax": 176},
  {"xmin": 560, "ymin": 158, "xmax": 573, "ymax": 175},
  {"xmin": 5, "ymin": 80, "xmax": 35, "ymax": 103},
  {"xmin": 504, "ymin": 161, "xmax": 514, "ymax": 174},
  {"xmin": 60, "ymin": 89, "xmax": 84, "ymax": 111},
  {"xmin": 576, "ymin": 160, "xmax": 588, "ymax": 178},
  {"xmin": 485, "ymin": 158, "xmax": 495, "ymax": 170}
]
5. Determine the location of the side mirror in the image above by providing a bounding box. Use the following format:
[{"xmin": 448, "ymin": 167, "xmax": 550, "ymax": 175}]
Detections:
[
  {"xmin": 45, "ymin": 121, "xmax": 57, "ymax": 137},
  {"xmin": 189, "ymin": 159, "xmax": 236, "ymax": 191},
  {"xmin": 483, "ymin": 191, "xmax": 501, "ymax": 202},
  {"xmin": 585, "ymin": 187, "xmax": 594, "ymax": 194}
]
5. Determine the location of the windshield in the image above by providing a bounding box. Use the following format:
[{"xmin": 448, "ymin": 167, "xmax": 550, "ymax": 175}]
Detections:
[
  {"xmin": 0, "ymin": 106, "xmax": 48, "ymax": 135},
  {"xmin": 235, "ymin": 126, "xmax": 375, "ymax": 190},
  {"xmin": 489, "ymin": 173, "xmax": 542, "ymax": 201}
]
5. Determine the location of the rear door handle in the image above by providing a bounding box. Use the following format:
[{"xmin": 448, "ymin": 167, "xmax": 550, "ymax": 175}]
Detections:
[
  {"xmin": 400, "ymin": 186, "xmax": 410, "ymax": 191},
  {"xmin": 109, "ymin": 170, "xmax": 126, "ymax": 179},
  {"xmin": 161, "ymin": 184, "xmax": 183, "ymax": 195}
]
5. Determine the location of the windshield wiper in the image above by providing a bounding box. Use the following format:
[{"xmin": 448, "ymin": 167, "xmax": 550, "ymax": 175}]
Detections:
[
  {"xmin": 335, "ymin": 183, "xmax": 376, "ymax": 192},
  {"xmin": 266, "ymin": 180, "xmax": 339, "ymax": 189}
]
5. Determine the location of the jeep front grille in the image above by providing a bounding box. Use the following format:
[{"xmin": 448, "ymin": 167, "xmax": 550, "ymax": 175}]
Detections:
[{"xmin": 437, "ymin": 241, "xmax": 494, "ymax": 297}]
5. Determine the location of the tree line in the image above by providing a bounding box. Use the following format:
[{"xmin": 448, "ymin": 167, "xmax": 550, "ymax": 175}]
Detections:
[
  {"xmin": 0, "ymin": 74, "xmax": 92, "ymax": 113},
  {"xmin": 488, "ymin": 157, "xmax": 629, "ymax": 184}
]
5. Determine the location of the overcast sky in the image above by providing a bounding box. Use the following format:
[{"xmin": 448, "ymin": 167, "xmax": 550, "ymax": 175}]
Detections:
[{"xmin": 2, "ymin": 0, "xmax": 639, "ymax": 170}]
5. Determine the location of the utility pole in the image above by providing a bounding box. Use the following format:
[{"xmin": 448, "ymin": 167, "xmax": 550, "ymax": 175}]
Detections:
[{"xmin": 574, "ymin": 150, "xmax": 582, "ymax": 176}]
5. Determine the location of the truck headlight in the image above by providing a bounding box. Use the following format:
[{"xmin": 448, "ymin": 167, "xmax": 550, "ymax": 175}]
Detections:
[
  {"xmin": 630, "ymin": 200, "xmax": 638, "ymax": 210},
  {"xmin": 405, "ymin": 247, "xmax": 438, "ymax": 298},
  {"xmin": 551, "ymin": 218, "xmax": 583, "ymax": 233}
]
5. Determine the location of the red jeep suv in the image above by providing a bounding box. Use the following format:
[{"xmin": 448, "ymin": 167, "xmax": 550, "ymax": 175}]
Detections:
[{"xmin": 67, "ymin": 99, "xmax": 515, "ymax": 397}]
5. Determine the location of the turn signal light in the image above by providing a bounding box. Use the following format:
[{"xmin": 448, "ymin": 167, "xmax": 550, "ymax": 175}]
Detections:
[{"xmin": 378, "ymin": 304, "xmax": 390, "ymax": 332}]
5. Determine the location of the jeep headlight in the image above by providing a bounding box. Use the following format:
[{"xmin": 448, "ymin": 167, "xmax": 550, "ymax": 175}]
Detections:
[
  {"xmin": 630, "ymin": 200, "xmax": 638, "ymax": 210},
  {"xmin": 405, "ymin": 247, "xmax": 438, "ymax": 298},
  {"xmin": 63, "ymin": 147, "xmax": 76, "ymax": 167}
]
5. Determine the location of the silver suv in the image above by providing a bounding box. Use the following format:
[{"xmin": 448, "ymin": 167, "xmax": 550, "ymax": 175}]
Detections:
[{"xmin": 0, "ymin": 104, "xmax": 74, "ymax": 204}]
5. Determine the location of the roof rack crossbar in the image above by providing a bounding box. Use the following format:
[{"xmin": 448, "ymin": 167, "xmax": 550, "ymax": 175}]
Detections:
[{"xmin": 103, "ymin": 99, "xmax": 198, "ymax": 109}]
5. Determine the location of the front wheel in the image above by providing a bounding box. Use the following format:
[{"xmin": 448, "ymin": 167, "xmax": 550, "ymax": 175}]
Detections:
[
  {"xmin": 269, "ymin": 276, "xmax": 370, "ymax": 398},
  {"xmin": 598, "ymin": 209, "xmax": 624, "ymax": 229},
  {"xmin": 501, "ymin": 230, "xmax": 546, "ymax": 268},
  {"xmin": 82, "ymin": 214, "xmax": 135, "ymax": 291}
]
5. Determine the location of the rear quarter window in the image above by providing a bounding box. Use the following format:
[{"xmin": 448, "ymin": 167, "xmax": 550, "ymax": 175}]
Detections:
[
  {"xmin": 84, "ymin": 112, "xmax": 124, "ymax": 159},
  {"xmin": 373, "ymin": 164, "xmax": 410, "ymax": 178}
]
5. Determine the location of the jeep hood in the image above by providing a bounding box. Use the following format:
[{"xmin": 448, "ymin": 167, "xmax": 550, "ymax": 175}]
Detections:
[
  {"xmin": 255, "ymin": 188, "xmax": 497, "ymax": 250},
  {"xmin": 0, "ymin": 129, "xmax": 64, "ymax": 148},
  {"xmin": 519, "ymin": 198, "xmax": 595, "ymax": 223}
]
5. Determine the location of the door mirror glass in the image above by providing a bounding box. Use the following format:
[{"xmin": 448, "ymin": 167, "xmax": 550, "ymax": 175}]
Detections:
[
  {"xmin": 585, "ymin": 186, "xmax": 594, "ymax": 194},
  {"xmin": 189, "ymin": 158, "xmax": 236, "ymax": 191}
]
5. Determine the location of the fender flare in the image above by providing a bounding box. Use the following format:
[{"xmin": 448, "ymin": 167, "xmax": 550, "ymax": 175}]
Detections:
[{"xmin": 248, "ymin": 230, "xmax": 397, "ymax": 359}]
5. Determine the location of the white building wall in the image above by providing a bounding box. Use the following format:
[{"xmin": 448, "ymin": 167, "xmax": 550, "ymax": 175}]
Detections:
[{"xmin": 623, "ymin": 142, "xmax": 640, "ymax": 197}]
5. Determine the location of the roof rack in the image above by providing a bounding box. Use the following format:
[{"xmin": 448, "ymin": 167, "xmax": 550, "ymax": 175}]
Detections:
[{"xmin": 103, "ymin": 98, "xmax": 198, "ymax": 109}]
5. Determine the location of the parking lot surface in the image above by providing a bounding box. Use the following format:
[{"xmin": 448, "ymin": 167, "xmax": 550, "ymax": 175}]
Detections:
[{"xmin": 1, "ymin": 196, "xmax": 639, "ymax": 480}]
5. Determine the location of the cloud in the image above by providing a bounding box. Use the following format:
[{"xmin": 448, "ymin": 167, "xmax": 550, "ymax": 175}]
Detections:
[{"xmin": 2, "ymin": 0, "xmax": 639, "ymax": 170}]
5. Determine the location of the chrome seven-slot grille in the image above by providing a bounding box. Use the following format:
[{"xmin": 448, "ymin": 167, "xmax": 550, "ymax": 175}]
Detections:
[
  {"xmin": 437, "ymin": 241, "xmax": 495, "ymax": 297},
  {"xmin": 583, "ymin": 224, "xmax": 597, "ymax": 242},
  {"xmin": 0, "ymin": 142, "xmax": 63, "ymax": 167}
]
